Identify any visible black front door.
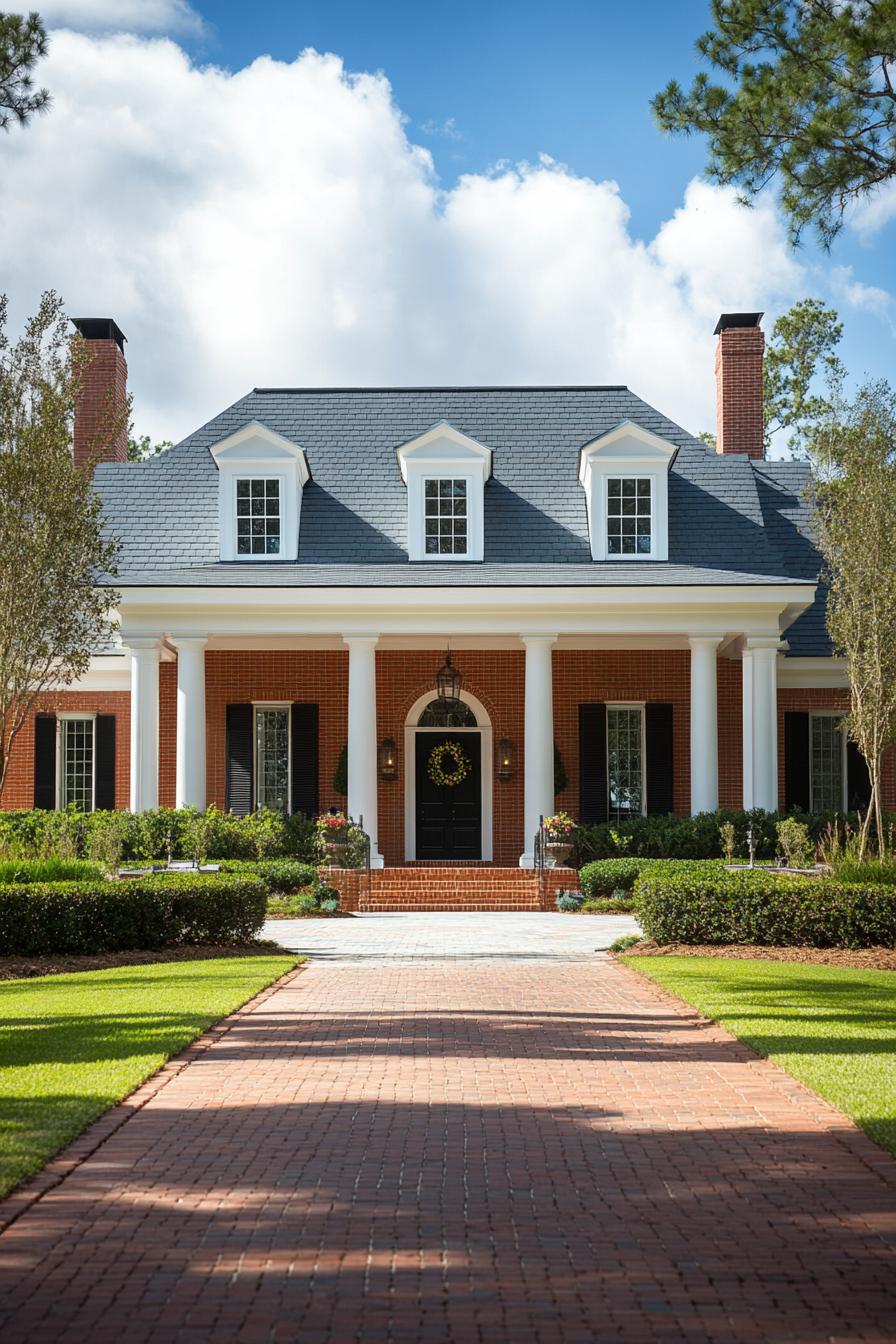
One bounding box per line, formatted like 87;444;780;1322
415;732;482;860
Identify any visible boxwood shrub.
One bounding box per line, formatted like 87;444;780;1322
0;873;267;955
635;868;896;949
216;859;318;894
579;857;724;899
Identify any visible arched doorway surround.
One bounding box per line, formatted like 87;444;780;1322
404;689;493;862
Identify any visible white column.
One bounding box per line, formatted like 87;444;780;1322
173;637;207;810
741;646;754;809
520;635;556;867
127;638;160;812
749;638;780;812
345;636;384;868
688;636;721;815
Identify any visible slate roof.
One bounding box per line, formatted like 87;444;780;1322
94;385;829;655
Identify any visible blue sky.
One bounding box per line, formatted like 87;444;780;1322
7;0;894;444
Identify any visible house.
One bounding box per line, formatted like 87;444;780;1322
3;313;879;880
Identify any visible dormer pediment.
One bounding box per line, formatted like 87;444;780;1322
578;421;677;481
210;421;310;481
395;422;493;484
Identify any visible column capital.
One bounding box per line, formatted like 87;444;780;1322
688;634;724;650
520;633;558;648
744;636;785;652
124;637;162;657
342;634;380;649
170;635;208;651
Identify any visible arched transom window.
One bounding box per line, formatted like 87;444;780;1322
417;698;477;728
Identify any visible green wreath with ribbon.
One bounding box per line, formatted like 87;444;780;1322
427;739;471;788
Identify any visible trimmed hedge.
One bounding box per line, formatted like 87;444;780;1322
635;869;896;949
579;857;724;899
216;859;318;894
0;873;267;955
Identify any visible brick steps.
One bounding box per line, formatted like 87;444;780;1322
357;865;566;912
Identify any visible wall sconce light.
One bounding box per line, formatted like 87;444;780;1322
496;737;515;782
378;737;398;781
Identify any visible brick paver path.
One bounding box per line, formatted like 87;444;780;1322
2;943;896;1341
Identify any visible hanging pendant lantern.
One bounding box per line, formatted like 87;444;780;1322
435;652;462;703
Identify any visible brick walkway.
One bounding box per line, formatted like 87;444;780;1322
2;953;896;1342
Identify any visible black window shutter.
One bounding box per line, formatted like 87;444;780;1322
846;739;871;812
33;714;57;810
94;715;117;811
579;704;607;824
784;712;810;811
226;704;254;816
645;703;674;815
291;703;319;817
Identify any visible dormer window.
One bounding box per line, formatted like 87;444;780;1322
236;478;281;556
210;421;310;562
425;478;468;556
395;422;492;562
578;422;677;563
607;477;652;556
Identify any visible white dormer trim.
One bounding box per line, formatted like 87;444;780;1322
578;421;677;563
395;421;493;562
210;421;310;562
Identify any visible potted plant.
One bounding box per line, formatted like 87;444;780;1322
316;810;351;867
542;812;577;867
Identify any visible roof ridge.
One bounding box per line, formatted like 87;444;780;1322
251;384;630;394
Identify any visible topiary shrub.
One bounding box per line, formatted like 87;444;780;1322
635;868;896;949
0;873;267;955
579;857;723;899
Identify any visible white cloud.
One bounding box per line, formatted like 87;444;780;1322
0;32;807;444
421;116;463;142
829;265;893;319
38;1;202;34
848;181;896;241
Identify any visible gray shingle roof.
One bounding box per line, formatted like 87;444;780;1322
95;385;829;654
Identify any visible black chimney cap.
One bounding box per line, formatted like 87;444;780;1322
714;312;763;335
71;317;127;351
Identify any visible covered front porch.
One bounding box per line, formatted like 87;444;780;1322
115;578;816;869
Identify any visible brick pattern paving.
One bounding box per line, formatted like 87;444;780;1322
2;956;895;1342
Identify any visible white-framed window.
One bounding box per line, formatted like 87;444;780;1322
424;477;468;556
395;422;492;562
254;705;291;813
607;705;645;821
606;476;652;556
236;477;281;556
578;421;676;562
57;714;96;811
810;713;846;812
210;420;310;562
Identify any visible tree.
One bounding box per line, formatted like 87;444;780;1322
128;432;173;462
1;10;49;131
0;291;120;802
764;298;844;455
701;298;844;454
652;1;896;247
811;378;896;858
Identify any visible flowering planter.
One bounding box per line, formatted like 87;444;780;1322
544;840;573;867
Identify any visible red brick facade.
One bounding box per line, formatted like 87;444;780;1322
715;322;765;459
6;651;894;855
1;691;130;810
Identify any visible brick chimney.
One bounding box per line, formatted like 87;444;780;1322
714;312;764;459
71;317;128;469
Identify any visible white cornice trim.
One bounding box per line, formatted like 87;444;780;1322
777;656;849;688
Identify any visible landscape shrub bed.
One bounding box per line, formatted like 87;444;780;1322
0;873;267;955
578;857;724;899
572;809;883;864
635;868;896;949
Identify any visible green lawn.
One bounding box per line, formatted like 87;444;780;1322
0;955;297;1198
627;955;896;1155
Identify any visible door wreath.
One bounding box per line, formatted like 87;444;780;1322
427;739;471;788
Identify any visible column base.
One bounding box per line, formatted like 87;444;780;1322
370;852;385;870
518;852;536;869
